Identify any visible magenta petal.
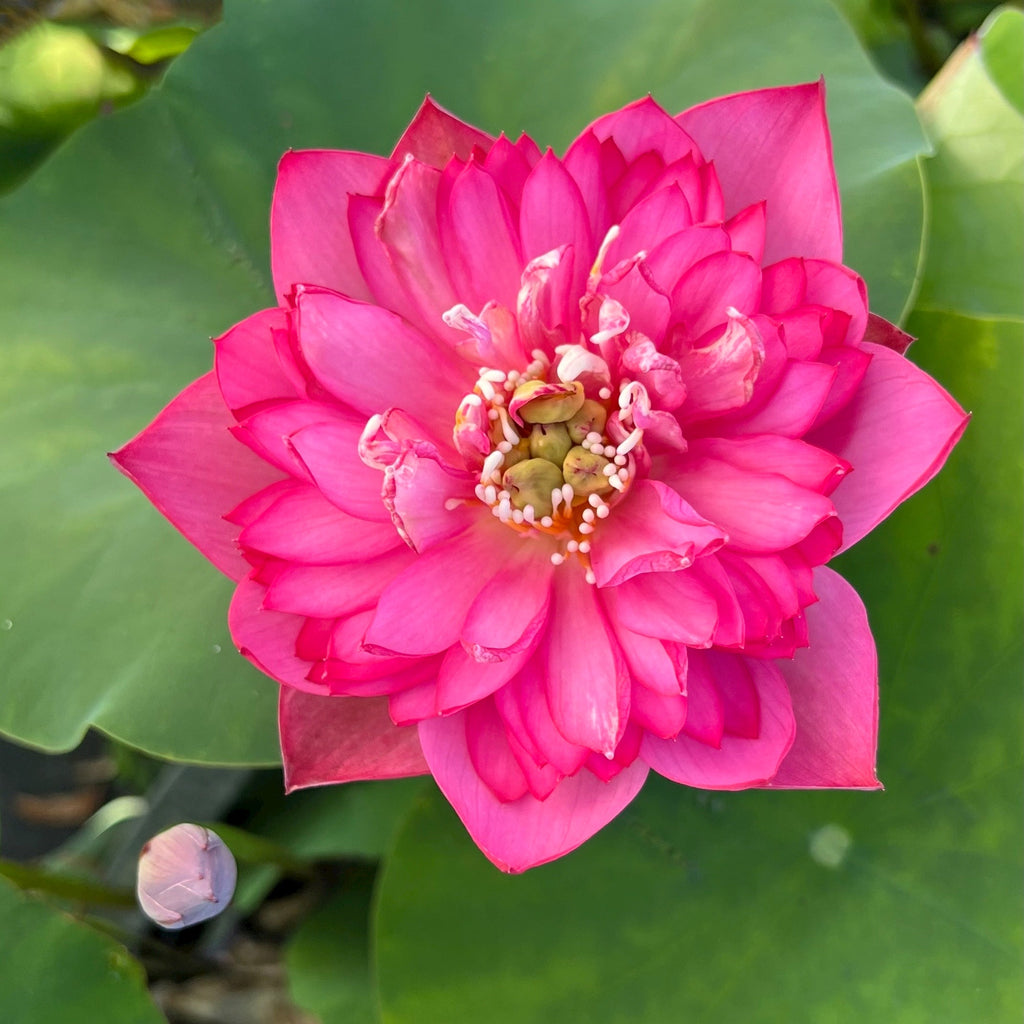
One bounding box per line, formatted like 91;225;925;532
664;456;837;554
365;522;513;656
546;570;629;754
228;577;321;692
591;480;726;587
642;658;795;788
391;95;494;167
863;312;914;354
295;287;472;440
770;567;880;788
287;419;391;523
419;711;649;872
214;308;301;414
677;82;842;264
520;151;594;297
271;150;389;305
810;342;969;551
280;690;428;791
111;373;284;580
441;160;523;312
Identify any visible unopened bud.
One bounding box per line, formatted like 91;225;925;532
529;422;572;466
562;445;614;496
501;458;565;517
565;400;608;443
137;824;236;930
509;379;585;424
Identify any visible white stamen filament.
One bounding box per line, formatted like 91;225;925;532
481;450;505;482
578;540;591;553
498;407;521;446
550;552;565;565
616;428;643;456
579;522;595;535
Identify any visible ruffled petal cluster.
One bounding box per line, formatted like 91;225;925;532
113;84;967;872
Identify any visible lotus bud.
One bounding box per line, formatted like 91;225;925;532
509;379;585;424
501;458;565;517
137;823;237;930
529;422;572;466
563;445;614;496
565;399;608;443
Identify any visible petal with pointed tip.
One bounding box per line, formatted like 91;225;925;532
391;96;494;167
642;658;795;787
419;711;648;872
810;342;969;551
677;82;842;263
770;567;880;788
271;150;389;305
111;373;284;580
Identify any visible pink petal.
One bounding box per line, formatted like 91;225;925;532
770;567;880;788
520;151;594;299
587;95;700;165
677;307;764;420
239;484;400;564
642;657;795;787
465;700;530;802
271;150;389;305
687;436;848;494
607;185;694;266
591;480;726;587
546;569;629;754
435;644;533;715
377;158;461;330
419;711;649;872
724;201;767;262
603;569;719;647
280;689;428;791
287;419;391;523
214;308;302;415
228;576;321;692
715;359;837;438
383;444;477;552
670;251;762;344
631;683;687;739
111;373;284;581
809;342;969;551
616;626;685;696
391;95;494;167
663;456;837;554
263;548;416;618
440;159;523;312
461;553;553;658
678;652;725;747
676;82;842;264
364;521;514;656
295;287;472;442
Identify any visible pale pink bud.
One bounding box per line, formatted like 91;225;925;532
136;824;236;930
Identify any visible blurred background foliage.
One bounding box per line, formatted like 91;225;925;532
0;1;1020;1022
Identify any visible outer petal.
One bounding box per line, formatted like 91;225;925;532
419;711;649;872
641;658;795;787
271;150;389;304
110;373;283;580
280;690;428;791
391;95;494;167
676;81;842;263
770;567;880;788
809;342;969;551
295;287;473;442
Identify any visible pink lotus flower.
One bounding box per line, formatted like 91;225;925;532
113;84;967;872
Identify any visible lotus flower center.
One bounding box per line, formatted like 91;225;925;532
454;345;644;581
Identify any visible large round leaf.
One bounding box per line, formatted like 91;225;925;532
0;0;926;762
0;876;164;1024
375;312;1023;1022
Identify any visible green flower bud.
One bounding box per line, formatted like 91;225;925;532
562;445;614;497
510;379;585;424
565;399;608;443
501;458;565;517
529;422;573;466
